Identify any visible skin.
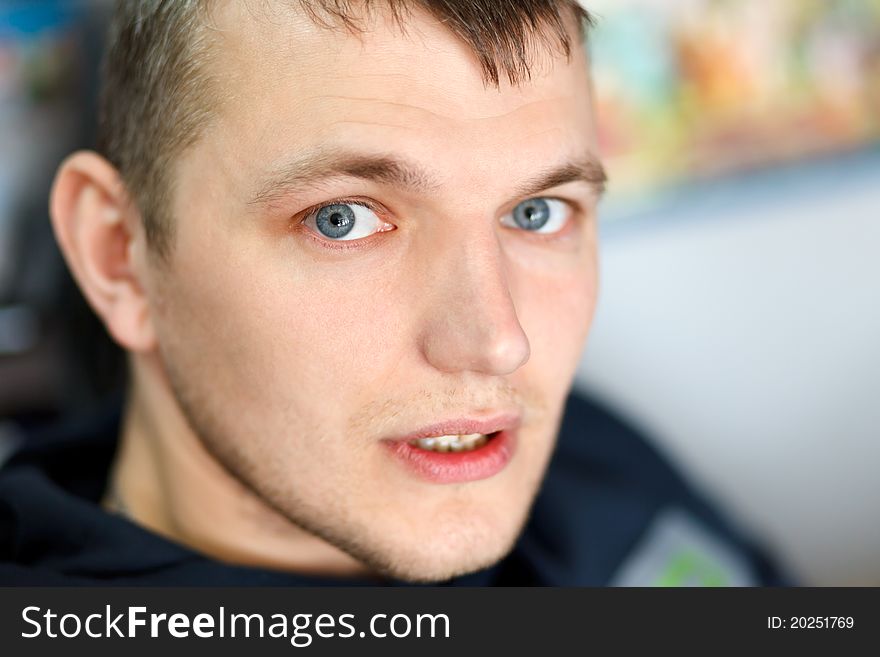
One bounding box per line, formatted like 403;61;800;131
50;2;602;582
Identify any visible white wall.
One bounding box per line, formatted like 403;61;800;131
574;150;880;585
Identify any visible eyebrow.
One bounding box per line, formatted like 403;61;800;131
514;155;608;199
248;149;438;209
248;148;607;209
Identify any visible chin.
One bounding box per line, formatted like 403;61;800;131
350;460;546;583
362;504;527;583
378;539;516;584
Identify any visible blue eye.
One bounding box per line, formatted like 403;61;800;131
503;198;571;234
304;202;392;241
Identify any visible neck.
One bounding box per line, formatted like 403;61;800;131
102;354;372;579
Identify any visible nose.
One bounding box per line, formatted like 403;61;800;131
417;228;531;376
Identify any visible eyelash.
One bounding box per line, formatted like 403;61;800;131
295;196;582;252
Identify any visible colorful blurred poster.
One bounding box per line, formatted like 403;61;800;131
586;0;880;195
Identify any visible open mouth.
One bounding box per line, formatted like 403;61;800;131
387;428;517;484
384;413;520;484
407;431;501;453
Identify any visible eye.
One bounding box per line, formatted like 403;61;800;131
302;202;394;241
501;198;571;234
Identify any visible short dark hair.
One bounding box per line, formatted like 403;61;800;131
97;0;593;259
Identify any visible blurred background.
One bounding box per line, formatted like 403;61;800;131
0;0;878;585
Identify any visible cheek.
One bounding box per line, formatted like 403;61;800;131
503;218;600;347
211;260;408;424
514;254;598;383
273;286;404;398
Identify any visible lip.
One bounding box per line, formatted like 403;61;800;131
382;413;521;484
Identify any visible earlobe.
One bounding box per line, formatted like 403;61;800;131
49;151;157;353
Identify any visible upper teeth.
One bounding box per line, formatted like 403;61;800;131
411;433;489;452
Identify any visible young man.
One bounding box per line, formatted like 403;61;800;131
0;0;787;585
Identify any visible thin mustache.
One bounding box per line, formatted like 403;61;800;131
347;384;547;437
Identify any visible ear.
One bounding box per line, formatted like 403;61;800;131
49;151;157;353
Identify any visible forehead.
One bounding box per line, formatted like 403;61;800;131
196;1;595;195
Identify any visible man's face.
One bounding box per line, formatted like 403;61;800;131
148;3;601;581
